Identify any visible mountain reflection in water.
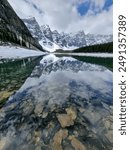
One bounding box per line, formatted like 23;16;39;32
0;54;113;150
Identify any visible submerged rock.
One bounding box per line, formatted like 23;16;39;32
52;129;68;150
57;107;77;128
42;112;48;118
34;103;43;117
57;114;74;128
68;135;86;150
0;137;7;150
66;107;77;120
0;91;14;107
23;101;34;116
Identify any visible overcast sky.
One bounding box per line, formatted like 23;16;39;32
8;0;113;34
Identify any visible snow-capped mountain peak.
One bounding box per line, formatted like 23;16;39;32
41;24;50;30
23;17;113;52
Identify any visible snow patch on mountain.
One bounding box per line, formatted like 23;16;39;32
39;39;60;52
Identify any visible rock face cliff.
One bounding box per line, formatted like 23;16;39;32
0;0;43;51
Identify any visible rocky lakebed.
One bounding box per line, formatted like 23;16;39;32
0;54;113;150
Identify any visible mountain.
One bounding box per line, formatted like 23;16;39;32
22;17;43;41
22;17;59;52
0;0;44;51
23;17;113;52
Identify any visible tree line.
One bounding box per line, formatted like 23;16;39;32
72;42;113;53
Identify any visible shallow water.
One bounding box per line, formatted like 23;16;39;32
0;54;113;150
0;56;43;107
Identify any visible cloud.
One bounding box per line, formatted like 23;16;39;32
8;0;113;34
68;5;113;34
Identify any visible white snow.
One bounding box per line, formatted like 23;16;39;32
54;53;113;58
39;39;60;53
40;54;59;64
0;46;45;59
62;46;78;51
39;40;78;52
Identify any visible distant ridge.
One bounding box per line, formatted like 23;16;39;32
23;17;113;52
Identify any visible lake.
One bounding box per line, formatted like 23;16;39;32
0;54;113;150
